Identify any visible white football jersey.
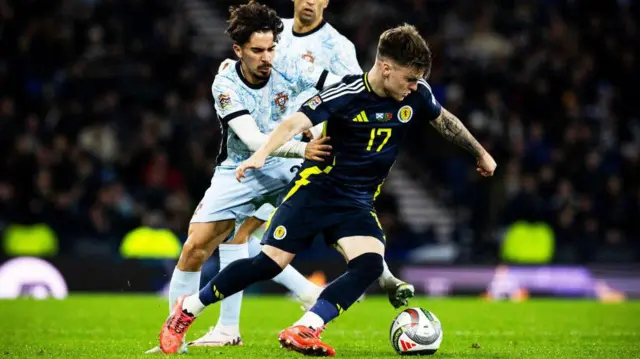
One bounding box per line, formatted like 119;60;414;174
279;18;363;114
211;55;328;168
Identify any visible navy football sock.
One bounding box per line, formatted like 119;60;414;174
199;252;282;306
310;253;384;323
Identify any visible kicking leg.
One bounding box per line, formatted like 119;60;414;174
241;215;323;309
159;245;295;354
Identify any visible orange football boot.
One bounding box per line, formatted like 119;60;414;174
278;325;335;356
159;296;196;354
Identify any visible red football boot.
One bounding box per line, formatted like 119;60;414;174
278;325;335;356
159;296;196;354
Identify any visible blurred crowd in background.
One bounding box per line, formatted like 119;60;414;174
0;0;638;263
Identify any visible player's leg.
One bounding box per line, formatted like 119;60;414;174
188;215;258;348
279;236;384;357
143;220;234;354
251;204;324;308
167;167;254;312
148;168;256;354
278;209;387;356
378;260;415;308
159;196;317;354
170;221;235;308
297;236;385;326
334;243;414;308
159;245;294;353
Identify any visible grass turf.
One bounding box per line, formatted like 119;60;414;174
1;294;639;358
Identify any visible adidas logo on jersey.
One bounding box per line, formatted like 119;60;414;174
352;111;369;122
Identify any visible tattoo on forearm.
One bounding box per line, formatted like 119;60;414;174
430;110;484;157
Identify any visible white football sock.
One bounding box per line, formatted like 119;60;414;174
248;234;321;298
274;265;323;298
378;260;399;287
183;294;205;316
247;233;263;257
216;243;248;330
294;311;325;329
168;267;201;312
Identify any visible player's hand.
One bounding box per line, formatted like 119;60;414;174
302;129;314;140
236;156;266;182
218;58;235;73
476;152;497;177
304;137;332;161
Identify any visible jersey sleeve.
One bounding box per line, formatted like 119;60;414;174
211;76;249;123
329;38;362;75
417;79;442;121
276;52;329;98
298;82;350;126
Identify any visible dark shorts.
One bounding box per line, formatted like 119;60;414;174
261;171;386;254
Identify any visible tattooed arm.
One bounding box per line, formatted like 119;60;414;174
430;108;485;157
430;108;497;177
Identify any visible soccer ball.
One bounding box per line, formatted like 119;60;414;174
390;308;443;355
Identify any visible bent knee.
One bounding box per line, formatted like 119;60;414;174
261;245;295;269
179;221;234;270
250;252;284;279
178;240;210;270
349;252;384;280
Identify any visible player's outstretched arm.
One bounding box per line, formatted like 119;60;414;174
430;108;497;177
236;112;323;181
229;114;330;160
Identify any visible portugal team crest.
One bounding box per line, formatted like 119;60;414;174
274;92;289;112
274;225;287;240
218;93;232;110
398;105;413;123
301;51;315;63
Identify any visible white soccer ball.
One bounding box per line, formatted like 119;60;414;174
390;308;443;355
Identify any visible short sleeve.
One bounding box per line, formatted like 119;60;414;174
417;79;442;121
211;76;249;123
329;39;362;75
298;80;353;125
299;94;331;125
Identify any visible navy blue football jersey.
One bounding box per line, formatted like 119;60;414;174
297;73;442;207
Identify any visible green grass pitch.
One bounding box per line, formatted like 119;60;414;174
1;294;639;358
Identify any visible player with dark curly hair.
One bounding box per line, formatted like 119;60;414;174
224;0;284;82
153;1;345;354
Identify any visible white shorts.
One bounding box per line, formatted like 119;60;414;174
253;202;276;222
190;158;302;224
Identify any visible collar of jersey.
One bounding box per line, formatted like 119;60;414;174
363;72;393;101
236;61;269;90
292;19;327;37
363;72;373;92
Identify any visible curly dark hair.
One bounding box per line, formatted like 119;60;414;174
377;24;432;77
225;0;284;45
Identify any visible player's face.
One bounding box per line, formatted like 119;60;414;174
382;61;423;101
293;0;328;25
234;31;276;81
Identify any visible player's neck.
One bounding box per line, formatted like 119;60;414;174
293;17;325;36
239;61;267;86
366;66;388;98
